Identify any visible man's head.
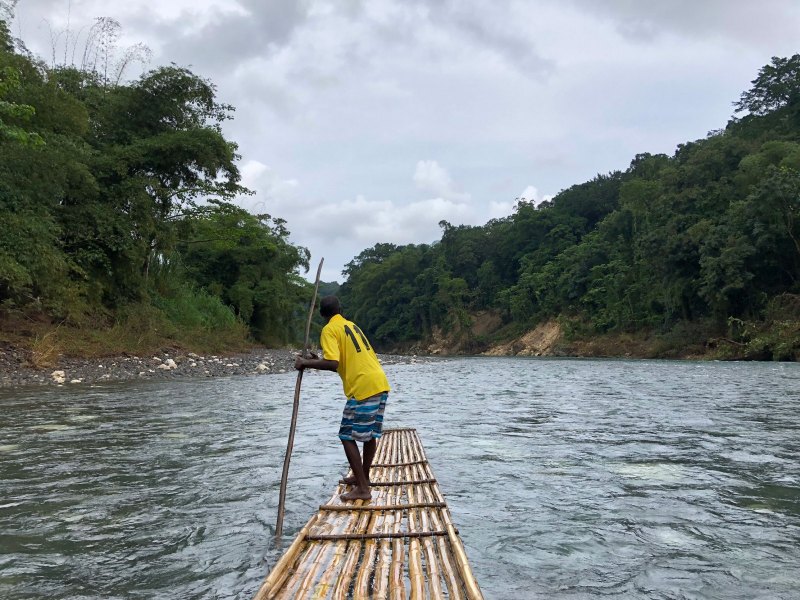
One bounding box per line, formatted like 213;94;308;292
320;295;342;320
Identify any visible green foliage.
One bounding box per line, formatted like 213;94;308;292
0;193;69;310
341;243;435;344
178;203;310;344
151;283;241;333
735;54;800;117
0;21;310;350
724;295;800;360
339;55;800;358
0;64;44;145
699;165;800;321
317;281;341;298
3;27;799;359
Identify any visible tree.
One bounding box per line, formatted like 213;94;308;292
0;18;44;147
0;3;18;33
735;54;800;117
178;203;310;344
58;65;249;303
730;166;800;289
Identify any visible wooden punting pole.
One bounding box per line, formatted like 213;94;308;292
275;258;323;541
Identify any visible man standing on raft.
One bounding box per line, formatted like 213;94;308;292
294;296;390;502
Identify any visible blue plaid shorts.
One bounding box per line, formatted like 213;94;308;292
339;392;388;442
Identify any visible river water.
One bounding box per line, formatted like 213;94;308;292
1;358;798;599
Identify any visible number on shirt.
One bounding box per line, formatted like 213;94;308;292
344;324;372;352
354;325;371;351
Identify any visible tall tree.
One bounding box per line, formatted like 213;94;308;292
735;54;800;117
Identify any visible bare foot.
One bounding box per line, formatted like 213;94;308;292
340;475;371;485
340;488;371;502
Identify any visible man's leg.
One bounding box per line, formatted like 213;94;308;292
340;439;371;501
342;438;377;485
362;438;377;482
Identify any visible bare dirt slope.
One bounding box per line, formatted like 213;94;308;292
483;320;563;356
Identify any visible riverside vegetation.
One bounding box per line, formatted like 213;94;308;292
0;15;310;365
1;10;799;365
338;57;800;361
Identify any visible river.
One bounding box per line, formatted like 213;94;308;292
1;358;798;599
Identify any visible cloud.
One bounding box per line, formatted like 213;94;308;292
159;1;309;70
518;185;553;207
422;0;554;77
303;195;472;243
233;157;511;281
413;160;470;201
291;193;478;281
237;160;300;214
560;0;800;45
15;0;800;283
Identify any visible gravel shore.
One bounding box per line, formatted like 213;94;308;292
0;347;423;388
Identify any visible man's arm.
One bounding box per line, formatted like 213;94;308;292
295;353;338;372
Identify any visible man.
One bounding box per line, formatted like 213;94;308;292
294;295;390;502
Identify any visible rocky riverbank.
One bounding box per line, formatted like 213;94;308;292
0;347;425;388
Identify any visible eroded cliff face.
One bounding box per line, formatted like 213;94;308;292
423;311;502;355
482;320;563;357
401;313;795;360
417;312;564;357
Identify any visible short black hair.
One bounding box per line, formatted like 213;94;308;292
320;295;342;319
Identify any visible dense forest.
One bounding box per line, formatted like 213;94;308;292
0;15;311;360
2;7;798;362
339;55;800;361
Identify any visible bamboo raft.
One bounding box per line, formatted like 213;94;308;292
254;428;484;599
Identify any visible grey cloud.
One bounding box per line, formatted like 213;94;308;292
137;0;554;118
561;0;800;45
230;77;298;121
442;5;553;77
157;0;309;70
402;0;553;77
22;0;800;284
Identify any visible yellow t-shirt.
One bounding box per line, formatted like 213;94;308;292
320;314;390;401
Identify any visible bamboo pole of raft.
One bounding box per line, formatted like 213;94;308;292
373;428;400;599
406;436;443;598
311;511;349;597
253;514;318;600
275;258;324;541
291;541;326;598
371;433;398;599
352;480;384;595
389;433;406;600
334;432;396;598
353;436;396;597
329;483;377;597
412;431;484;600
412;465;445;599
406;464;428;597
310;486;353;598
405;432;461;599
270;487;342;600
410;443;464;600
353;446;391;598
326;437;378;600
398;432;423;599
278;486;350;600
377;430;402;598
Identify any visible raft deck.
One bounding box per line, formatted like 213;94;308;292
254;428;483;599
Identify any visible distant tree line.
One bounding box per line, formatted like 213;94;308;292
340;55;800;360
3;8;798;359
0;17;310;348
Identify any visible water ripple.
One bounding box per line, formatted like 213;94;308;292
0;359;799;599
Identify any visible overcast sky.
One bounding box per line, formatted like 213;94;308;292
11;0;800;282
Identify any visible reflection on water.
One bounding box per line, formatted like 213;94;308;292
0;358;799;599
